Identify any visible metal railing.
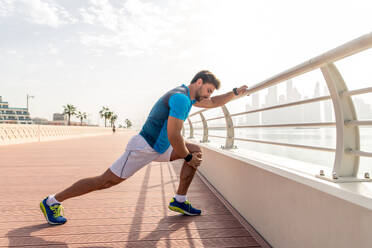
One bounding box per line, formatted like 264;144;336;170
183;32;372;183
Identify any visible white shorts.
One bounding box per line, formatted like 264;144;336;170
110;134;173;179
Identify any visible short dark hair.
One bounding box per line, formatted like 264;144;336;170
190;70;220;90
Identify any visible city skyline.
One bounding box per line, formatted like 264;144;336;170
240;80;372;126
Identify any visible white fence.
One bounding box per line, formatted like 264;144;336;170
185;32;372;183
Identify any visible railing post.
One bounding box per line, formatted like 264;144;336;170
319;63;360;181
199;112;209;143
187;118;194;139
221;105;235;149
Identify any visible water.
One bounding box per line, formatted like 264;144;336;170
187;127;372;174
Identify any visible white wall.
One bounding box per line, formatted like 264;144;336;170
198;145;372;248
0;124;128;145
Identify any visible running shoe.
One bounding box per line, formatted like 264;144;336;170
168;197;201;216
40;197;67;225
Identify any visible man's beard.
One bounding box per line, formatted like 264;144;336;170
195;90;203;102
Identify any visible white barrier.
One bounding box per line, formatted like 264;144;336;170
197;143;372;248
186;32;372;183
0;124;125;145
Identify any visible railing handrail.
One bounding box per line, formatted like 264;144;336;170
189;32;372;118
189;95;332;120
188;86;372;124
247;32;372;95
190;122;335;129
184;32;372;183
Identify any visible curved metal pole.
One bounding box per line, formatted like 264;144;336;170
221;105;235;149
199;112;209;143
187;118;194;139
320;63;360;180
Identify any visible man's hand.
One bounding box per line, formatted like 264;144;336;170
194;85;250;109
236;85;249;97
186;152;202;170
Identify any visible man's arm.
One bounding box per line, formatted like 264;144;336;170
167;116;189;158
194;85;249;108
167;116;202;169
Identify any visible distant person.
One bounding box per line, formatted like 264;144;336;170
40;70;249;224
112;124;116;133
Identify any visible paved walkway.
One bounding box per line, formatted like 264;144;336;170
0;132;263;247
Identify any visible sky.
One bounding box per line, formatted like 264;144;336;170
0;0;371;128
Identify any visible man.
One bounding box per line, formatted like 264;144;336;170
40;70;248;225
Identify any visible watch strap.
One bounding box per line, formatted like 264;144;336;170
184;153;193;162
233;87;239;96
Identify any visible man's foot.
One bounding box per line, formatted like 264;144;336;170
168;197;201;216
40;197;67;225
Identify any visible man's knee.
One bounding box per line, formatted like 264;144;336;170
97;169;124;190
98;178;123;190
186;143;202;155
187;143;203;166
170;143;203;161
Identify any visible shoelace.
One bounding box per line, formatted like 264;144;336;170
184;200;191;212
50;204;65;218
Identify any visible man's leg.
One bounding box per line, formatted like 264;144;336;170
168;142;202;215
170;142;201;195
55;169;124;202
40;169;124;225
41;134;158;225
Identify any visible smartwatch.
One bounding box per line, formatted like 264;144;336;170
184;153;193;162
233;87;239;96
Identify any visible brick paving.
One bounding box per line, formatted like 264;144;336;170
0;132;262;247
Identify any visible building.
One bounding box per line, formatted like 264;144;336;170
353;98;372;120
245;93;260;125
261;85;279;124
31;117;49;125
53;113;66;121
0;96;32;124
303;82;321;123
323;86;333;122
52;113;67;125
260;80;323;125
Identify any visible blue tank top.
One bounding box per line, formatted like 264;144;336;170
139;84;196;154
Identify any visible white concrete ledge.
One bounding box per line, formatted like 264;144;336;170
190;140;372;248
194;140;372;211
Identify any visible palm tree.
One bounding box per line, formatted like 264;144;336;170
76;111;87;126
63;104;76;126
110;114;118;127
99;106;110;127
125;118;132;128
105;111;113;127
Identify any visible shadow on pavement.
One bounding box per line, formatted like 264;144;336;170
6;223;68;247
